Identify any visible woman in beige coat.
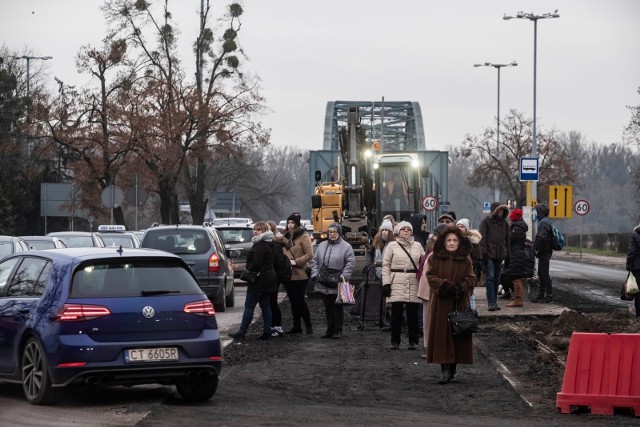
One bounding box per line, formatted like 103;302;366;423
382;221;425;350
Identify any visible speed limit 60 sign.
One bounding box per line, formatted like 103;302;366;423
574;199;590;216
422;196;438;211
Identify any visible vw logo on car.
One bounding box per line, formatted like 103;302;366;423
142;306;156;318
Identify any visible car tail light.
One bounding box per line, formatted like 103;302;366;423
55;304;111;321
208;252;219;272
184;299;215;316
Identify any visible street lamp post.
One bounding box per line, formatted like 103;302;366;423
503;10;559;208
474;61;518;203
12;55;53;98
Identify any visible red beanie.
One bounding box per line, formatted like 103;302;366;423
509;209;523;221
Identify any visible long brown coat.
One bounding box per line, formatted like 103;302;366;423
426;227;476;364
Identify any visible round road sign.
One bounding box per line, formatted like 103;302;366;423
101;185;124;209
574;199;590;216
422;196;438;211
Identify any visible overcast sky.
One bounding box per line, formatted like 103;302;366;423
2;0;639;153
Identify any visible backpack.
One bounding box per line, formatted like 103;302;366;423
523;239;536;278
551;224;565;251
273;244;292;283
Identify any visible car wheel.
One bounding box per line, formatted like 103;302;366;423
176;377;218;402
22;337;62;405
226;282;235;308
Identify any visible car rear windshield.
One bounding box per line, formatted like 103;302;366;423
25;241;57;250
218;228;253;244
100;234;136;248
70;258;202;298
142;229;212;254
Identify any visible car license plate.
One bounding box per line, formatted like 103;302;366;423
125;347;179;363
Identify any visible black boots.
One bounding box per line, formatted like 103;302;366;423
438;363;457;384
439;364;451;384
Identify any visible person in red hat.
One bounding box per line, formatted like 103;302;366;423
500;209;529;307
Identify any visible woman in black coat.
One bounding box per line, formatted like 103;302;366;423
229;221;278;340
500;209;529;307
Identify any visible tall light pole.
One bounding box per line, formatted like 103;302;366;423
503;10;559;208
474;61;518;203
12;55;53;98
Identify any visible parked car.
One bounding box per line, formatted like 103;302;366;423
20;236;68;250
96;225;141;248
214;224;254;278
0;247;222;405
140;225;236;312
0;236;30;259
46;231;106;248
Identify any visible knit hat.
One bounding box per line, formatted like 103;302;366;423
394;221;413;235
456;218;470;231
287;212;302;227
509;209;523;221
328;222;342;235
438;213;455;223
379;219;393;232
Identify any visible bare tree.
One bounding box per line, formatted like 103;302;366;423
457;110;576;207
102;0;268;224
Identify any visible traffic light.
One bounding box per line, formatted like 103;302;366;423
372;141;381;152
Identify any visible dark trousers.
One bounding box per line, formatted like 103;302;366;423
269;287;282;329
537;253;553;298
633;271;640;318
391;301;420;345
238;291;271;335
321;293;344;334
284;279;312;329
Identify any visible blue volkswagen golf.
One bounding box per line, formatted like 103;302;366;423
0;247;222;405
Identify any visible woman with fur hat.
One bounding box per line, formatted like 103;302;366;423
417;222;451;359
309;222;355;339
426;226;476;384
282;212;314;334
382;221;425;350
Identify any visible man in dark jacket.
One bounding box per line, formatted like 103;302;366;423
534;203;554;303
479;202;510;311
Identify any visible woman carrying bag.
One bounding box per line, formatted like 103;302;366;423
382;221;425;350
228;221;278;340
626;222;640;318
309;222;355;339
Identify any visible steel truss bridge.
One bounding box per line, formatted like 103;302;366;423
323;100;426;151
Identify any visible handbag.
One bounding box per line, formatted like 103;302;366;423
621;272;637;301
336;277;356;305
319;264;341;288
448;299;478;334
625;271;639;295
240;269;259;284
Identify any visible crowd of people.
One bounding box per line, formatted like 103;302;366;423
228;203;640;384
